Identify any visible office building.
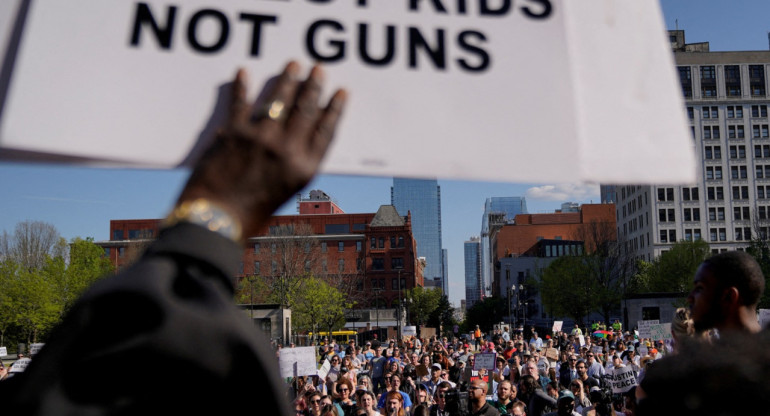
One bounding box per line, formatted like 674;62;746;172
391;178;446;292
464;237;481;309
614;31;770;261
480;197;527;299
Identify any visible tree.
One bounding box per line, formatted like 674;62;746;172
744;238;770;309
234;274;269;305
4;221;61;271
405;286;441;327
538;255;596;327
463;297;506;332
259;224;320;308
52;238;113;316
293;277;350;343
629;239;711;294
427;294;457;336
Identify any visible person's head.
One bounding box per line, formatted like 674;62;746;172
308;393;322;414
511;401;527;416
319;404;337;416
497;380;515;401
689;251;765;332
575;359;588;376
434;381;452;410
385;390;404;414
320;395;333;407
469;379;488;403
569;354;578;368
294;397;308;416
671;307;695;342
416;384;430;404
336;377;353;400
358;391;375;410
569;379;584;398
431;363;441;379
520;375;537;395
410;353;419;364
557;390;576;416
586;352;596;363
389;373;401;389
358;375;372;391
525;361;539;378
329;355;341;367
546;381;560;399
421;354;431;366
467;354;476;367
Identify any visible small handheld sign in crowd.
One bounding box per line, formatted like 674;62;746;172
278;346;318;378
608;366;638;394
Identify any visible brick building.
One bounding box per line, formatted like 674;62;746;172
98;202;424;310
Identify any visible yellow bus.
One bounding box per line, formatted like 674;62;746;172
309;330;358;345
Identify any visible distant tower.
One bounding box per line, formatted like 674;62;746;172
480;197;527;298
391;178;446;293
464;237;481;309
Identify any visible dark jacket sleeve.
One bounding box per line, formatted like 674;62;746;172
0;223;290;416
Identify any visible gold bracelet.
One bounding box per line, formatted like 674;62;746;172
164;199;243;242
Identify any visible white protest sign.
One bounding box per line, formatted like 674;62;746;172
473;353;496;371
0;0;693;184
317;358;331;380
637;320;659;339
637;346;648;357
759;309;770;329
609;365;637;394
591;346;603;356
0;347;6;357
29;343;44;356
279;346;318;378
552;321;563;333
648;323;672;341
577;335;585;346
403;326;417;337
9;357;31;373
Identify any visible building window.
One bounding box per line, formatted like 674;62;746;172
750;65;766;96
682;187;699;201
755;144;770;157
391;257;404;269
271;243;276;254
687;106;694;119
708;207;726;221
758;186;768;199
704;146;721;159
658;208;675;222
728;125;745;139
304;242;311;253
660;230;668;243
372;258;384;270
700;66;717;97
702;106;719;119
679;66;692;97
725;65;741;96
704;126;720;140
322;258;328;272
707;186;724;200
338;241;344;252
754;125;770;138
752;105;768;118
392;278;398;290
305;261;311;272
118;247;125;257
734;206;751;220
254;261;260;275
370;237;376;249
727;106;744;119
378;237;385;248
710;228;718;242
254;243;260;254
271;261;277;274
356;241;362;252
719;228;727;241
657;187;675;201
760;206;768;220
321;241;327;252
103;247;111;257
732;186;749;200
113;230;124;240
338;259;345;272
683;208;700;222
730;165;748;179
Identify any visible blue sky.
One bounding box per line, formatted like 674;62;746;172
1;0;768;307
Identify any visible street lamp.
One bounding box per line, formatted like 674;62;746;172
373;287;383;334
505;267;511;328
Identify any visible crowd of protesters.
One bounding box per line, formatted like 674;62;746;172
282;323;671;416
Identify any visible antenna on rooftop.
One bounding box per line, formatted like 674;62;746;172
675;19;678;31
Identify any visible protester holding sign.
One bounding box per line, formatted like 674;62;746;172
0;62;346;416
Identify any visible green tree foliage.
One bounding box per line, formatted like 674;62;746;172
463;297;506;333
427;294;457;336
539;256;596;327
0;224;113;347
629;239;710;294
234;275;270;305
293;277;351;343
260;224;319;308
405;286;441;327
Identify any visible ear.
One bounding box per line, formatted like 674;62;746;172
722;287;740;307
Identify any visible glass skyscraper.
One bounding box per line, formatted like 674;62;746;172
464;237;481;309
391;178;446;293
480;197;527;298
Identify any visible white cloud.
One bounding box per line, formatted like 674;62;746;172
525;183;600;203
